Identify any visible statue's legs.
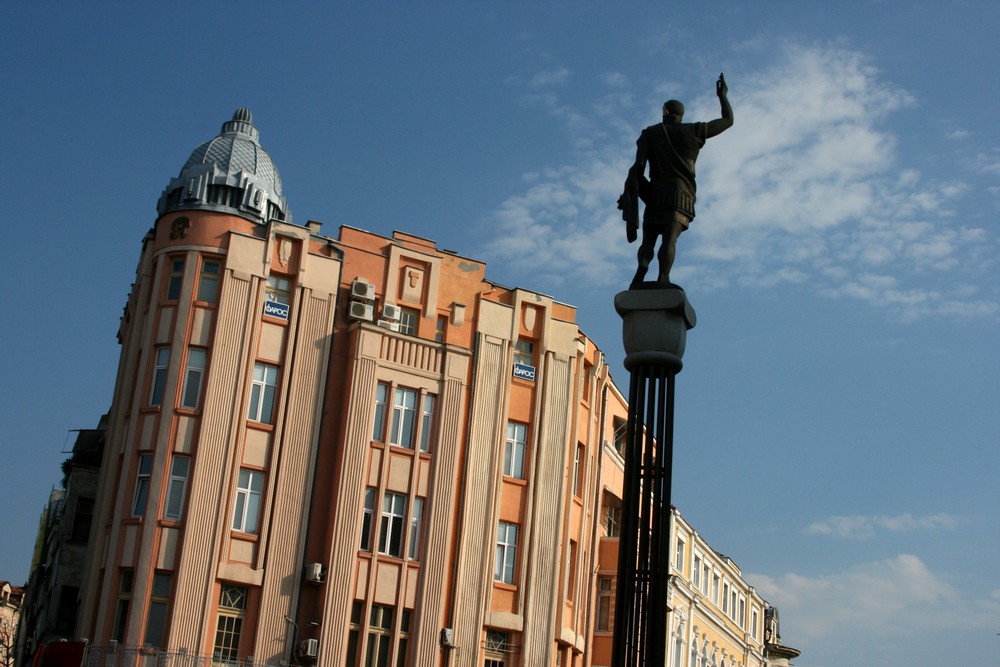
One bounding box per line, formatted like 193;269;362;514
656;216;687;284
631;227;659;288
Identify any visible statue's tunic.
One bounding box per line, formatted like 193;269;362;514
636;121;708;227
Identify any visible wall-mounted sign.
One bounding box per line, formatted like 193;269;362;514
263;300;290;320
512;363;536;382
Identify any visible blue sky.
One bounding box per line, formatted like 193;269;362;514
2;2;997;665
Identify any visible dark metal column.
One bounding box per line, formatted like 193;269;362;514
611;289;695;667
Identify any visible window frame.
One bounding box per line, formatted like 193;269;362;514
163;455;191;521
180;348;207;409
197;258;222;303
150;346;171;406
131;453;153;517
213;584;248;662
165;257;185;301
503;421;527;479
398;307;419;336
494;522;519;585
247;362;279;424
378;491;407;558
232;468;264;534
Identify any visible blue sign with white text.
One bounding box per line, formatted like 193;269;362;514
512;363;536;382
263;300;290;320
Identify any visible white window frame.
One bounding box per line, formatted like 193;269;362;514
372;383;388;442
131;453;153;516
360;487;376;551
674;536;685;572
232;469;264;534
163;455;190;520
408;497;424;560
398;307;419;336
265;274;291;305
503;421;527;479
150;347;170;406
494;522;519;585
419;394;435;452
389;387;417;448
378;491;407;557
247;362;279;424
180;348;207;408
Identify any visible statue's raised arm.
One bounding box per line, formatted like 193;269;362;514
618;73;735;289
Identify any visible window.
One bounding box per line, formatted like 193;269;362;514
164;456;190;520
612;417;627;455
604;496;622;538
181;348;207;408
389;388;417;448
738;596;746;627
596;577;613;631
398;307;419;336
751;608;759;640
503;421;527;479
213;584;248;662
712;573;720;605
373;383;388;442
408;497;424;560
722;582;730;613
674;536;685;571
673;636;683;667
513;338;534;367
434;315;446;343
731;591;738;621
150;347;170;406
419;394;435;452
71;498;94;543
346;601;363;666
197;259;221;302
55;585;79;634
378;492;407;557
366;604;393;667
484;630;511;667
692;553;702;588
131;454;153;516
565;540;578;602
112;569;133;642
360;488;376;551
265;274;291;305
396;610;411;667
247;362;278;424
573;443;585;497
494;522;518;585
701;563;710;595
232;469;264;534
166;258;185;300
144;572;171;647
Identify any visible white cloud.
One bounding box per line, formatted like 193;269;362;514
483;41;997;321
749;555;1000;666
804;512;960;539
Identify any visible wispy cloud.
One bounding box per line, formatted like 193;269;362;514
750;555;1000;666
804;512;959;539
483;41;997;320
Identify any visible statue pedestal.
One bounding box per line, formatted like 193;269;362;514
615;288;696;373
611;286;695;667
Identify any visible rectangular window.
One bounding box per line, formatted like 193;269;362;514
419;394;435;452
366;605;394;667
702;563;710;595
180;348;207;408
612;417;627;455
503;421;527;479
144;572;171;648
232;469;264;534
573;443;585;497
513;338;534;367
396;610;411;667
712;573;720;605
408;497;424;560
484;630;510;667
565;540;578;602
378;492;406;557
596;576;613;631
372;383;388;442
751;609;759;640
692;554;702;588
213;584;248;662
112;569;133;642
434;315;447;343
398;307;419;336
197;259;221;302
164;456;190;520
739;596;746;626
494;522;518;585
71;498;94;543
131;454;153;517
360;487;376;551
166;258;185;300
731;590;738;620
605;503;621;537
247;362;278;424
674;536;685;572
265;275;291;305
722;582;730;613
150;347;170;406
346;601;362;666
389;387;417;448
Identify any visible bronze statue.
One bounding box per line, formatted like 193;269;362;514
619;73;733;288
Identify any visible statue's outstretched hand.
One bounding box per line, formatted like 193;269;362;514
716;72;728;98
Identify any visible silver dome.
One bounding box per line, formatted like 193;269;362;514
157;108;290;224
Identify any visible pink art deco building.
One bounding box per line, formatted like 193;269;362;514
69;109;790;667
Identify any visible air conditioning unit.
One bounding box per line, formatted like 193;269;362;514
348;301;374;322
350;279;375;302
298;639;319;659
377;319;401;332
381;304;402;321
303;562;324;584
440;628;455;648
